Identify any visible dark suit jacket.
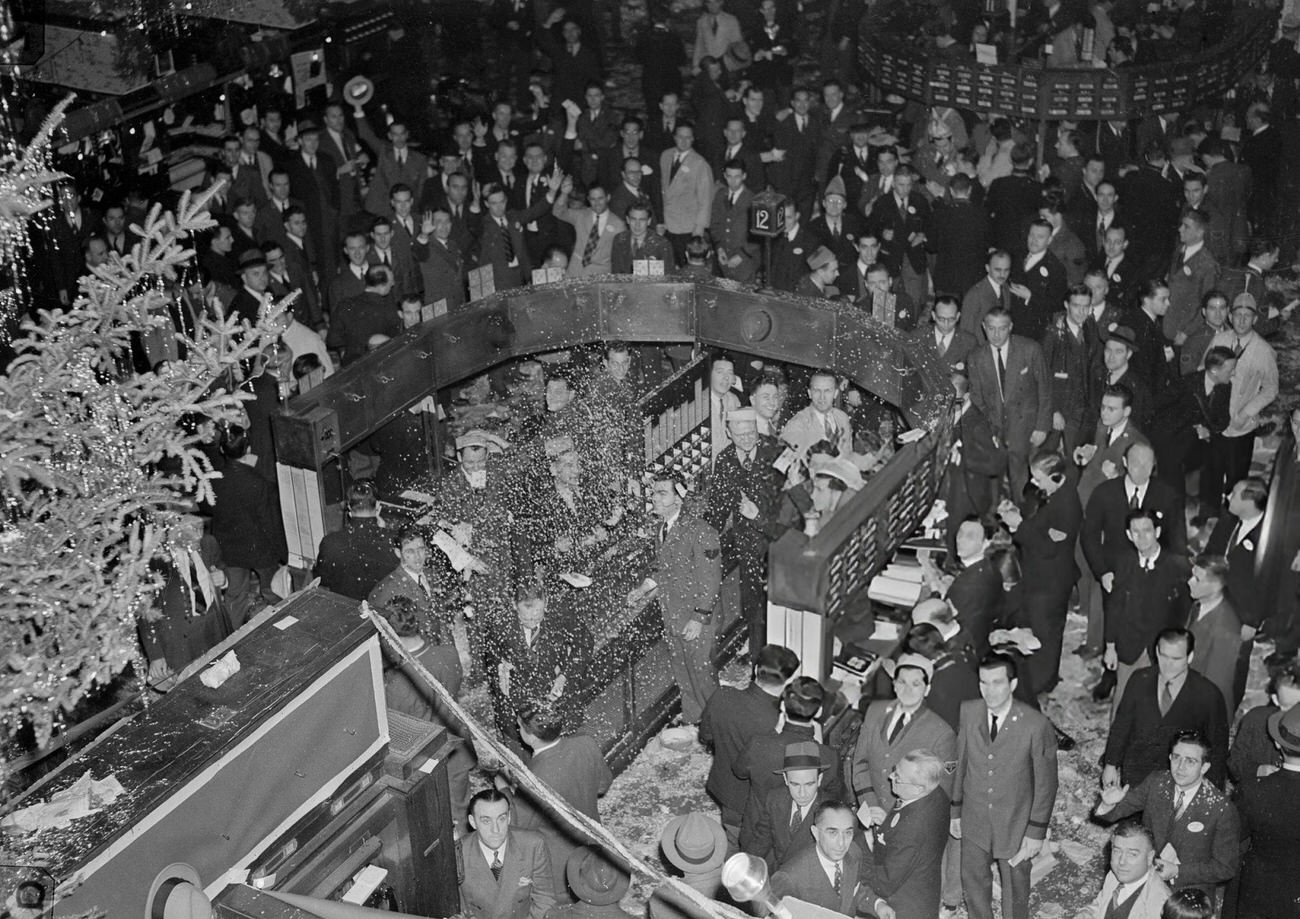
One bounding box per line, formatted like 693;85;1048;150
500;615;594;715
1098;770;1240;893
319;126;366;215
1015;481;1082;588
1236;769;1300;918
1009;250;1068;342
511;735;613;892
870;191;931;276
286;149;342;247
413;235;468;310
609;230;675;273
985;173;1043;253
743;785;835;871
807;211;869;270
458;828;556;919
769;226;818;293
326;265;369;317
1186;598;1242;723
1203;514;1265;627
916;325;979;372
1082;475;1186;582
1129;306;1177;394
699;682;782;820
945;557;1004;660
771;841;879;916
209;460;286;571
1041;315;1101;426
930;199;991;298
767;114;821;206
734;723;846;827
868;787;950;919
953;699;1058;858
959;276;1012;337
967;335;1053;454
477;213;532;291
280;234;322;327
651;514;722;630
313;517;394;600
1148;372;1230;476
705;436;786;564
1104;667;1228;788
1118;166;1181;268
327;290;400;364
1105;548;1191;664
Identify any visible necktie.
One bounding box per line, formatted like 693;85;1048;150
797;115;805;133
831;219;840;238
887;712;906;743
308;156;316;170
380;250;390;266
1229;521;1241;547
396;150;405;165
491;849;503;883
671;154;683;182
1173;788;1186;817
1159;680;1174;715
939;333;950;355
500;218;515;262
711;15;719;34
525;626;536;648
1097;214;1107;250
1233;336;1243;357
582;218;601;266
741;452;752;471
989;714;1000;741
789;805;802;833
1128;489;1139;510
832;862;842;895
995;347;1007;400
824;414;836;442
659;522;669;544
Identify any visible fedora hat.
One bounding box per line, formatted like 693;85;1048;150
1267;705;1300;756
566;847;631;906
661;812;727;873
774;740;829;774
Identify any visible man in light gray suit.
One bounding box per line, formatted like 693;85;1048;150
660;123;714;265
967;307;1052;500
459;788;557;918
553;178;626;278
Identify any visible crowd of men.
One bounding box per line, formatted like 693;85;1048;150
25;0;1300;916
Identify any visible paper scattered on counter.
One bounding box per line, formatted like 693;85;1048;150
200;650;241;688
2;772;125;832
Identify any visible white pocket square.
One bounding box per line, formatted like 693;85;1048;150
1019;366;1029;374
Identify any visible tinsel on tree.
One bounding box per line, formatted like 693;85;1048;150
0;101;284;751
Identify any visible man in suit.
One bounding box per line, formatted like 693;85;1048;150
1203;477;1268;710
479;182;544;291
507;706;613;901
279;206;322;328
1165;210;1220;342
918;296;978;372
712;117;765;191
414;208;468;310
850;655;956;824
367;528;453;647
1103;628;1229;789
795;246;841;300
770;802;892;918
610;202;674;273
256;170;302;244
967;307;1052;500
780;369;853;457
1184;555;1242;720
1095;730;1240;895
1073;821;1171;919
1148;345;1233;493
459;789;556;919
770;201;818;293
358;120;428;216
320;102;368;218
709;160;759;284
743;742;838;872
704;409;785;652
699;645;799;849
626;473;721;724
496;584;593;737
368;216;419;301
1041;197;1088;287
1200;137;1251;264
951;654;1058;919
1041;285;1101;462
959;252;1013;337
660;123;714;264
869;165;931;308
805;175;865;271
936;521;1003;661
930;175;991;300
1103;508;1192;711
1008;220;1068;342
1118;145;1182;275
812;79;858;188
1066;156;1105;257
1077;379;1150;505
287;121;342;283
1094;224;1147;310
313;482;393;600
327;266;400;365
326;231;373;317
1235;705;1300;919
767;88;821;220
985;146;1042;254
1081;442;1184;664
867;751;952;919
553;179;626;279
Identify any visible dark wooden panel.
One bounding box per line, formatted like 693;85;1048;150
694;287;840;369
506;286;602;355
598;281;696;343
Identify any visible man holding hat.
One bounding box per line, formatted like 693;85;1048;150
1208;292;1278;502
795;246;841;299
743;741;838;871
1233;704;1300;919
551;847;637;919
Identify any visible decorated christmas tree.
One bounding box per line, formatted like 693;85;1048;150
0;100;283;762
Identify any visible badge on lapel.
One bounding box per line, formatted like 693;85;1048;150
1039;266;1048;277
1183;265;1192;276
1243;539;1254;551
1187;821;1205;833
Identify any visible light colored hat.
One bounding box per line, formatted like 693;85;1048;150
809;453;865;490
661;812;727;873
823;175;847;201
882;652;935;681
1231;292;1258;314
727;407;758;424
806;245;837;271
455;429;507;453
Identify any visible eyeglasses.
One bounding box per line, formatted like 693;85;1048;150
888;769;921;787
930;135;952;143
